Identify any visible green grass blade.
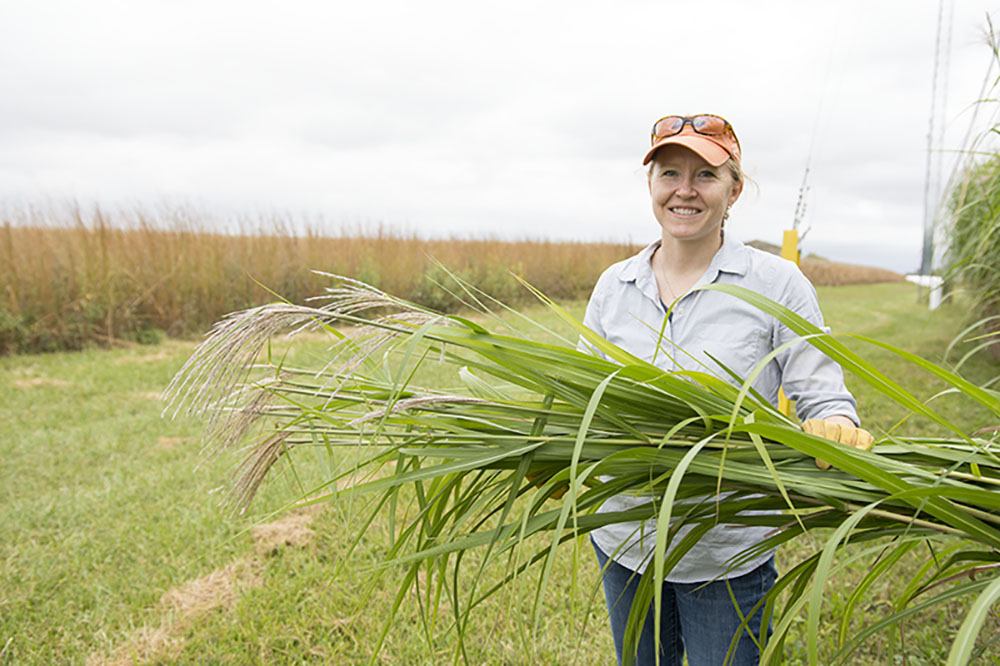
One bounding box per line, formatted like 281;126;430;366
946;574;1000;665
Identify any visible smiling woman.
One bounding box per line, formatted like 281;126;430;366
643;115;745;302
581;113;871;666
647;145;740;249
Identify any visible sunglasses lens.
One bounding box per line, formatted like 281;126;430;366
692;115;728;135
652;116;685;139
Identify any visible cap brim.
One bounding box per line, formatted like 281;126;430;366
643;135;731;167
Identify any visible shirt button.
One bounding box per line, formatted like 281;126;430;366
677;307;685;315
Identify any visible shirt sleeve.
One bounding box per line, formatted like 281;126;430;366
772;266;860;425
578;270;609;359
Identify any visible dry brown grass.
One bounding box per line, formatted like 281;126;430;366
10;377;72;389
0;203;904;354
250;506;320;556
112;351;173;365
800;256;906;287
86;507;320;666
746;240;906;286
154;436;187;449
1;205;638;354
86;557;262;666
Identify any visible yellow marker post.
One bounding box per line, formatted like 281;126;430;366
778;229;799;415
780;229;800;263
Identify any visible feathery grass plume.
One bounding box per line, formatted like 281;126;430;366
166;272;1000;666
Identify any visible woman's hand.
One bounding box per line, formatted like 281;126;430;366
802;417;875;470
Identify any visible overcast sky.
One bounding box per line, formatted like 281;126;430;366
2;0;997;273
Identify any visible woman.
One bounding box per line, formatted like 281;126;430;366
582;114;872;666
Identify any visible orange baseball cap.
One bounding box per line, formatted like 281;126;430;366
642;115;741;167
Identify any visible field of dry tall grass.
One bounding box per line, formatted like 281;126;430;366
800;256;905;287
745;241;906;286
1;205;904;354
0;206;640;354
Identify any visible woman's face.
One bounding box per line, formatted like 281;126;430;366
648;144;742;245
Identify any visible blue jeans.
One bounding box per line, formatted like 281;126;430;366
592;538;775;666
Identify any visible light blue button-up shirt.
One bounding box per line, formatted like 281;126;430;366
585;234;858;582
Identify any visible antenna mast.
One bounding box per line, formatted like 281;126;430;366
919;0;952;276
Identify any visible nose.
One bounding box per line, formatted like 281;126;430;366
676;174;697;197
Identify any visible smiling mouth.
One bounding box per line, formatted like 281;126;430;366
669;207;702;216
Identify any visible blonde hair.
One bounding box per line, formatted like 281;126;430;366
725;159;743;187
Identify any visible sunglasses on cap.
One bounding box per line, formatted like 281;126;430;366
650;114;740;149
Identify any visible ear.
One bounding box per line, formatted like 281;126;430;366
728;179;744;206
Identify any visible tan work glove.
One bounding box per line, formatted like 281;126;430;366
802;418;875;470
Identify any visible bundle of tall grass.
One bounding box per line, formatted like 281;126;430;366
0;204;636;354
165;273;1000;666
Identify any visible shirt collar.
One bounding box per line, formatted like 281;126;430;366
703;232;751;281
615;240;659;283
616;232;750;284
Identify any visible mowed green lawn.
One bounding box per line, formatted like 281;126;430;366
2;282;998;665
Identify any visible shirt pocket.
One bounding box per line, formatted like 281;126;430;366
682;324;767;384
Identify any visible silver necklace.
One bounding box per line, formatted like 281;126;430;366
653;248;680;304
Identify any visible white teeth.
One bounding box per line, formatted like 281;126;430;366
671;207;700;215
